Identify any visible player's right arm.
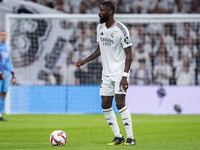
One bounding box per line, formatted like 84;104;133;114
75;44;101;70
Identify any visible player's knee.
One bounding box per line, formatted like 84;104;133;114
101;102;112;109
116;103;125;110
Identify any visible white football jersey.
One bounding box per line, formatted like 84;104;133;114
97;21;132;76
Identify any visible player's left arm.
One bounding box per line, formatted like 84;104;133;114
119;23;133;92
120;46;132;92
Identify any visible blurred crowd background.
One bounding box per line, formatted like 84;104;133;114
27;0;200;86
50;21;200;86
2;0;200;86
28;0;200;14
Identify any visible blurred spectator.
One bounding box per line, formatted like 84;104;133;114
162;24;175;54
153;37;169;57
69;0;85;13
176;57;195;85
196;32;200;68
180;22;197;41
90;22;98;49
197;67;200;85
72;43;90;66
132;58;152;85
60;57;77;85
69;31;79;46
171;36;192;68
148;0;169;14
30;0;38;3
172;0;184;13
87;58;102;85
44;0;55;8
131;23;145;49
181;0;193;13
185;36;197;67
130;53;140;76
175;55;195;80
168;0;175;13
73;43;90;85
134;43;152;71
54;0;71;13
140;33;152;56
131;0;149;14
75;30;92;51
188;0;200;13
55;42;74;70
146;23;163;36
154;45;170;66
90;0;104;14
74;22;91;43
153;54;172;85
146;23;163;48
79;0;89;14
115;0;130;13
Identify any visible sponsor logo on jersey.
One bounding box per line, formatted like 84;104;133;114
100;37;114;46
111;32;114;38
124;36;131;44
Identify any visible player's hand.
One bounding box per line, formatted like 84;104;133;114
120;77;128;92
75;60;85;70
0;74;5;80
11;77;16;84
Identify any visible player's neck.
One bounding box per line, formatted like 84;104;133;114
106;19;115;29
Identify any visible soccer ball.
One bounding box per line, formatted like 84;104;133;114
50;130;67;146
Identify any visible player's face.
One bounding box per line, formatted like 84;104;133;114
99;5;109;24
0;31;8;43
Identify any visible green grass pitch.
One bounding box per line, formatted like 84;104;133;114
0;114;199;150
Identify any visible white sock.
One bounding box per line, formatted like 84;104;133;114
0;113;2;117
103;107;122;138
119;106;134;139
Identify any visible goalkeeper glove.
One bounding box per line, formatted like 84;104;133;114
11;71;15;82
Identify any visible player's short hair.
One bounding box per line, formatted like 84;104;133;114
0;30;6;33
102;1;115;13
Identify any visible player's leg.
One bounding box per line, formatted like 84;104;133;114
100;75;124;145
102;96;124;145
0;84;7;121
0;76;10;121
114;73;135;145
115;94;135;145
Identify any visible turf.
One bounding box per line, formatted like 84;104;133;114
0;114;199;150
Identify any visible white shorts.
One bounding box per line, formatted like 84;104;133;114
99;73;129;96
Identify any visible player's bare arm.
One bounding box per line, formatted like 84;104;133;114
75;44;101;70
11;71;15;84
120;46;132;92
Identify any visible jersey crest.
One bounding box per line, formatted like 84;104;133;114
111;32;114;38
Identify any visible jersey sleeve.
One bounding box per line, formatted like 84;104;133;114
120;24;132;48
96;24;100;43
